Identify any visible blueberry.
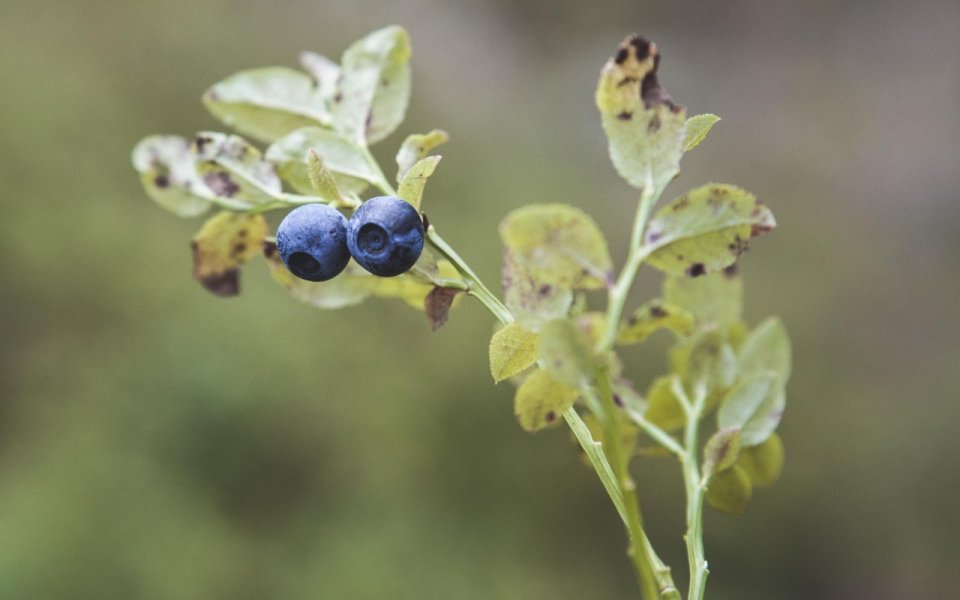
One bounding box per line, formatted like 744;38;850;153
347;196;425;277
276;204;350;282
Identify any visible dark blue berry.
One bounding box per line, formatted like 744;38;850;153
347;196;425;277
276;204;350;282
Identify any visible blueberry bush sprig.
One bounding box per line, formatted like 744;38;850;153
133;26;791;600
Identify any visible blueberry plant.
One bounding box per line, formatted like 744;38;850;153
133;26;791;600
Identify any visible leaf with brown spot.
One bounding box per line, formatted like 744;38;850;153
501;249;574;330
617;299;695;345
424;286;461;330
132;135;215;217
702;427;742;481
644;183;776;277
193;133;283;208
500;204;613;290
596;35;687;193
514;370;579;433
333;26;411;145
191;211;269;296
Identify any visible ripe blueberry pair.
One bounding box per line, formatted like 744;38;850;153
276;196;425;281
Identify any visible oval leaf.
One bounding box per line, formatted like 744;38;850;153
132;135;215;217
538;318;594;388
489;323;540;383
334;25;411;145
191;211;268;296
397;156;441;210
192;132;282;208
501;249;574;329
618;300;695;345
500;204;613;290
705;465;753;514
265;126;378;195
644;375;686;432
717;374;785;446
644;184;776;277
396;129;448;182
663;268;743;329
514;370;579;433
738;317;792;385
737;433;785;487
596;35;687;194
202;67;330;143
683;114;720;152
702;427;741;481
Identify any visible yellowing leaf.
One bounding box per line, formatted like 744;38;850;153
396;129;449;182
265;127;378;195
702;427;741;481
539;318;595;388
705;465;752;514
514;370;579;432
132;135;214;217
202;67;330;143
500;204;612;290
663;268;743;329
737;433;785;487
617;300;695;345
644;184;776;277
397;156;441;210
334;25;411;145
501;249;574;329
191;211;268;296
489;323;539;383
644;375;686;432
305;149;353;207
683;114;720;152
596;35;687;193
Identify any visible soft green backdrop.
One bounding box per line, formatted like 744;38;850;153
2;1;958;598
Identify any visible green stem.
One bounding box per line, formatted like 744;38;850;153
426;227;514;324
678;384;710;600
599;177;659;351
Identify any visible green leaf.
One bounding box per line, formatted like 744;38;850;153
514;370;579;432
299;51;341;99
202;67;330;143
683;114;720;152
644;184;776;277
702;427;741;481
265;127;379;196
305;149;353;207
737;433;784;487
489;324;540;383
617;300;695;345
663;268;743;329
501;249;574;329
538;318;594;388
644;375;686;432
397;156;441;210
705;465;752;514
500;204;613;290
191;211;268;296
192;132;282;208
132;135;214;217
738;317;792;385
683;329;738;393
717;374;785;447
334;25;411;145
596;35;687;193
396;129;449;182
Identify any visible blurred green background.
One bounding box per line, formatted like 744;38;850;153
3;0;959;598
